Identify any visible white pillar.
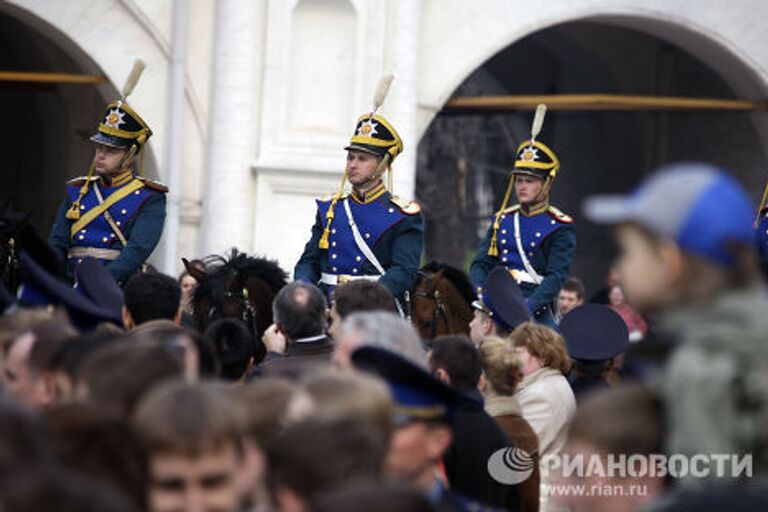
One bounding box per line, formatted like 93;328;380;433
389;0;422;199
161;0;188;275
201;0;263;254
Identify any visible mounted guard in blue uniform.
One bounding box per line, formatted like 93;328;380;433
470;105;575;327
294;76;424;301
755;183;768;275
48;60;167;285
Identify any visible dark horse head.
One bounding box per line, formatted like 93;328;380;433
185;249;288;362
411;261;476;340
0;201;63;303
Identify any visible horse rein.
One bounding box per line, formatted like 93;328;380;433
413;285;451;339
224;285;259;338
2;237;18;291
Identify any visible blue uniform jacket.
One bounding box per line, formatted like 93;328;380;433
755;208;768;267
470;205;576;316
48;173;167;284
294;187;423;298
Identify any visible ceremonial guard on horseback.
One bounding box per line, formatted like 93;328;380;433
294;76;424;305
755;182;768;277
470;105;575;327
48;61;167;285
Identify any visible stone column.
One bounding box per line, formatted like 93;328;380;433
161;0;188;274
200;0;264;254
388;0;422;199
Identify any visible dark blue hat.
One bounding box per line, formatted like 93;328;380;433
17;253;123;330
560;304;628;361
74;257;124;322
344;113;403;161
483;267;531;331
352;346;477;425
91;101;152;149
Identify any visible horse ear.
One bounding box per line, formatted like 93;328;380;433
182;258;208;281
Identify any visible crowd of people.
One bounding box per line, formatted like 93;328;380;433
2;162;768;510
3;60;767;511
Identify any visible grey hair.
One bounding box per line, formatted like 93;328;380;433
340;311;426;367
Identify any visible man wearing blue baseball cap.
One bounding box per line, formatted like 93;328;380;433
584;162;768;480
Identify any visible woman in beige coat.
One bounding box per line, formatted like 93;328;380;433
510;322;576;512
478;336;540;512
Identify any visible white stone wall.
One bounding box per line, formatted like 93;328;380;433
8;0;768;275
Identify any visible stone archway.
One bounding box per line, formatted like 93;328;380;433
416;15;768;291
0;2;162;236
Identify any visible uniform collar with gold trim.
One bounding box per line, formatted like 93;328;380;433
519;200;549;217
100;169;134;188
351;181;386;204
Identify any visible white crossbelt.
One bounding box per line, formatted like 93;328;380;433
509;268;538;284
513;212;544;285
343;200;386;275
319;200;386;287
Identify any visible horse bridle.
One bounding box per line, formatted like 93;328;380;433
223;285;259;337
1;237;18;291
413;284;451;339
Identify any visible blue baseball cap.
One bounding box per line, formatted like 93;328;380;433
583;162;755;268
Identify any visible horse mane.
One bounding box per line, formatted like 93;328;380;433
193;248;288;303
227;248;288;292
419;261;476;306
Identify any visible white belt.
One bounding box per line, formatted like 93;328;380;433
320;272;381;286
509;268;537;284
68;247;121;261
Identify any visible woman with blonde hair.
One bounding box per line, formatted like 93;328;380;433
478;336;540;512
510;322;576;512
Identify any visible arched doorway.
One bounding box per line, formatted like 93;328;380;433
0;4;158;236
416;19;768;292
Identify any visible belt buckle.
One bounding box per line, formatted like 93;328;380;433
509;269;522;284
337;275;350;286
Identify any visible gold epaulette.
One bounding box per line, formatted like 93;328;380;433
136;176;169;193
390;195;421;215
66;175;99;186
502;204;521;214
548;205;573;223
318;191;349;202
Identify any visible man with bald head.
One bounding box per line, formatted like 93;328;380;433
252;282;333;377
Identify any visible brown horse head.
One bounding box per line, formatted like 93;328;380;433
411;262;475;339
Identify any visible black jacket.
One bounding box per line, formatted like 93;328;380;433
443;390;521;511
248;335;334;379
